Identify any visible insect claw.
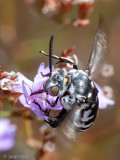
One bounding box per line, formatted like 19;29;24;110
77;96;86;104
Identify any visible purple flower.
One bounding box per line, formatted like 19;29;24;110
0;118;16;151
0;70;22;97
95;83;115;109
16;63;62;120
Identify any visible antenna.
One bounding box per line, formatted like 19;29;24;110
49;35;53;76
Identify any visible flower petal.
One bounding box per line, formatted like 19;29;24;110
99;97;115;109
37;62;45;74
19;94;30;108
17;72;33;88
95;83;115;109
18;80;32;107
0;118;16;151
0;138;15;151
44;65;54;75
32;73;48;93
30;103;46;120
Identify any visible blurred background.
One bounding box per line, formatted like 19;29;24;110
0;0;120;160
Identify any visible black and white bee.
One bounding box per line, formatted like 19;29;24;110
32;25;107;137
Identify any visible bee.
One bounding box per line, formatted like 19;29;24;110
32;25;107;135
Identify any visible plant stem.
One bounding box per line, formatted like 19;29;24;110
0;111;10;117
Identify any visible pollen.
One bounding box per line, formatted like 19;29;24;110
64;77;68;85
53;68;60;71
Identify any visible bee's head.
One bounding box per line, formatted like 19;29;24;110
42;35;71;97
44;68;69;97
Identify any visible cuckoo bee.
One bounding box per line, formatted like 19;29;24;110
32;26;107;134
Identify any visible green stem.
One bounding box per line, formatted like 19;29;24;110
0;110;43;122
24;119;33;139
0;111;11;117
35;116;43;121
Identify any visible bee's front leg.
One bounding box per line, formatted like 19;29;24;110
33;100;68;128
61;95;76;110
44;108;68;128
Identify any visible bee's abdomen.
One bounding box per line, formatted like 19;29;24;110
58;99;98;141
72;99;98;132
79;100;98;132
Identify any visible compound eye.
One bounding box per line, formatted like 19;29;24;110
48;86;59;96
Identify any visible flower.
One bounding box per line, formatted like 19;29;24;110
102;86;113;99
17;63;62;120
101;64;114;78
0;70;22;97
95;83;115;109
0;118;17;151
73;19;90;27
39;0;93;26
43;141;55;152
41;0;60;15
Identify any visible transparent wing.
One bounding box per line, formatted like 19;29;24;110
57;105;80;146
86;27;107;77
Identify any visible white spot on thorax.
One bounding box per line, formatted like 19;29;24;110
88;92;93;98
80;81;84;87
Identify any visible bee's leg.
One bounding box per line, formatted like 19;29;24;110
44;108;68;128
61;95;76;110
41;72;50;77
31;89;44;96
33;100;50;116
76;95;86;104
45;97;68;128
56;57;78;69
57;57;78;69
40;51;78;69
45;97;59;108
33;99;67;128
45;97;68;127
